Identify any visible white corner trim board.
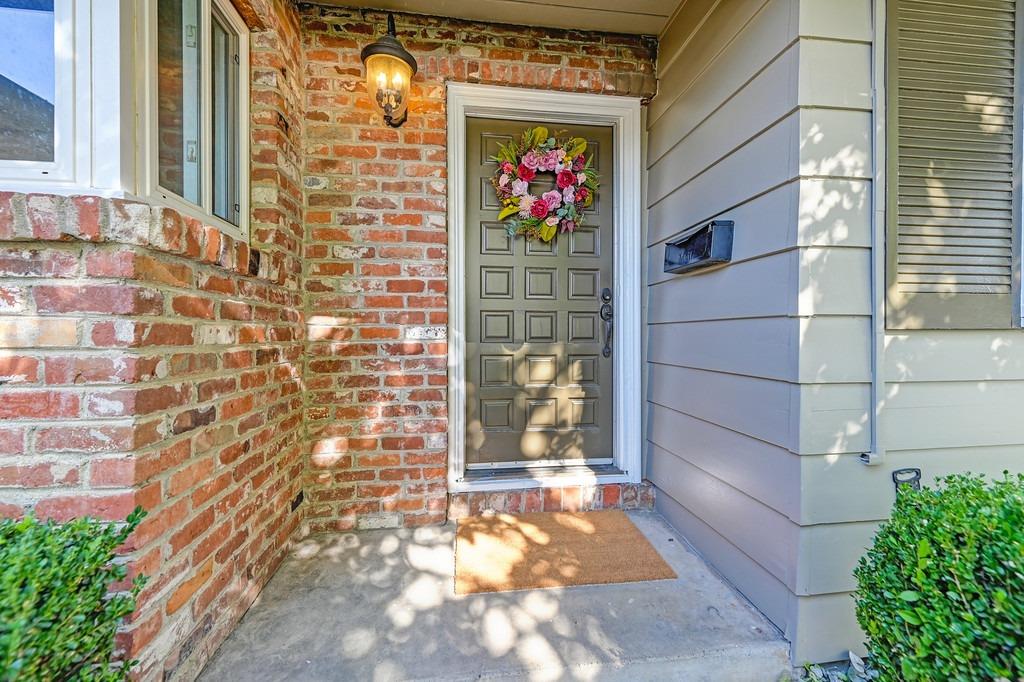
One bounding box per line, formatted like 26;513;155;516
446;82;644;493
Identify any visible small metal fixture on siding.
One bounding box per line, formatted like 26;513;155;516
663;220;734;275
892;468;922;493
860;451;882;466
360;13;418;127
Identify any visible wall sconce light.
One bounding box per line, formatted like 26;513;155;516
360;14;417;127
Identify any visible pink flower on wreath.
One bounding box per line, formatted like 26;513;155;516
556;169;576;190
562;186;576;204
545;216;559;227
517;164;536;182
577;172;587;185
542;190;562;211
518;194;537;217
573;154;586;171
561;219;576;233
511;179;529;196
530;200;549;219
540;150;560;172
498;173;510;188
501;161;514;174
521;150;543;170
576;187;589;203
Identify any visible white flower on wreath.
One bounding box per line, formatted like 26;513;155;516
518;194;537;217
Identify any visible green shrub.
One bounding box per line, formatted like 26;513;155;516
854;473;1024;681
0;508;146;681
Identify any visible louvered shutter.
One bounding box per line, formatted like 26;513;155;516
887;0;1021;329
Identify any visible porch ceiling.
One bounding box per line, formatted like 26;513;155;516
310;0;675;35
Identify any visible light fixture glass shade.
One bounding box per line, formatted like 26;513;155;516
361;13;417;127
364;53;413;126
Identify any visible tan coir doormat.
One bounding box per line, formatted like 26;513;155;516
454;510;677;594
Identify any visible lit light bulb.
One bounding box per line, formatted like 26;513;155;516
360;13;417;127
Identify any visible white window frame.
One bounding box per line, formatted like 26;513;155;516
135;0;250;242
0;0;79;186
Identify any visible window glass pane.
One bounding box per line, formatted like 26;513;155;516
0;0;55;162
211;12;239;225
157;0;201;204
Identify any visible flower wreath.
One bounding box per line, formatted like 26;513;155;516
490;127;598;243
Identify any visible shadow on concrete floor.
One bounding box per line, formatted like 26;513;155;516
199;512;790;681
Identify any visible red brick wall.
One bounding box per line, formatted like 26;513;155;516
300;8;657;533
0;199;305;681
0;1;305;679
449;482;655;518
0;5;657;679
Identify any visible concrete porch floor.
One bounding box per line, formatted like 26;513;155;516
199;512;790;681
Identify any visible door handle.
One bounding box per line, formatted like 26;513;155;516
599;287;613;358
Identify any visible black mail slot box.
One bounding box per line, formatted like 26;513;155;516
663;220;734;275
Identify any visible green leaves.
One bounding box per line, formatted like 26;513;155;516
897;609;921;625
854;473;1024;681
539;221;558;242
564;137;587;159
497;204;519;220
0;508;147;681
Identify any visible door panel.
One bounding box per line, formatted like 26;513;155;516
465;117;614;467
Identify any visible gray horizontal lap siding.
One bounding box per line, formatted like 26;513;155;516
646;0;878;663
645;0;806;646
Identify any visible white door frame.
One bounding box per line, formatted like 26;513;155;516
446;82;643;493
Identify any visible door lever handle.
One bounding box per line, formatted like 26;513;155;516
599;288;613;358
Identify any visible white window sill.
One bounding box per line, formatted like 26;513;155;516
0;182;133;199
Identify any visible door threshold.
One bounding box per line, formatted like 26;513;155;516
453;463;632;493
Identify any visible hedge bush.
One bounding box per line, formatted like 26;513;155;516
854;473;1024;681
0;508;146;681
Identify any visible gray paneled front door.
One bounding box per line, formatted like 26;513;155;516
465;117;614;468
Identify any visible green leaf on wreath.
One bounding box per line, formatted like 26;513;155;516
498;205;520;220
566;138;588;158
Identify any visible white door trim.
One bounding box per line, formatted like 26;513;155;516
446;82;643;493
